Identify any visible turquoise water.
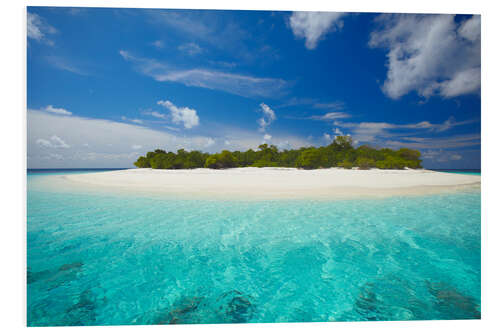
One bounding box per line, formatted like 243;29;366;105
432;170;481;176
27;170;481;326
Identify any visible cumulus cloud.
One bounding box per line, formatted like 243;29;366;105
27;12;57;45
131;144;142;150
323;133;332;142
119;51;289;98
289;12;346;49
369;14;480;99
178;42;203;55
263;134;272;141
157;100;200;129
257;103;276;132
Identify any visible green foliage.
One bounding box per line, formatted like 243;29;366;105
338;159;354;169
134;136;423;170
296;148;322;169
133;156;150;168
355;157;376;170
204;150;238;169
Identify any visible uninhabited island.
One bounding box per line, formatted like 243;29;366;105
133;136;422;170
63;136;480;200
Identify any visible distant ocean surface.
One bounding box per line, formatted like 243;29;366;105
430;169;481;176
27;169;481;326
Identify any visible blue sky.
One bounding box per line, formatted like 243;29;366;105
27;7;481;169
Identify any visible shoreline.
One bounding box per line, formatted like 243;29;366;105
62;167;481;200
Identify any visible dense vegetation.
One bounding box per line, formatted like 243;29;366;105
134;136;422;170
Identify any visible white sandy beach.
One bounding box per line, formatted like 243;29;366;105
63;168;481;200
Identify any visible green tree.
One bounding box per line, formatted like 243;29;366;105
296;148;322;169
355;157;376;170
134;156;150;168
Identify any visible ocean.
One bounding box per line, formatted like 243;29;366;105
27;169;481;326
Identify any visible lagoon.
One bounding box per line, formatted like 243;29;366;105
27;170;481;325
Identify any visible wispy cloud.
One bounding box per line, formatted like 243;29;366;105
121;116;144;124
45;56;89;76
146;10;254;60
276;98;346;112
30;105;72;116
313;101;345;110
333;117;479;150
386;134;480;150
369;14;480;100
422;149;464;162
151;40;165;49
178;42;203;56
27;12;57;45
289;12;347;50
119;50;289;98
310;112;350;121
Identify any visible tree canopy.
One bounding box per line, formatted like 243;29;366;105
134;136;422;170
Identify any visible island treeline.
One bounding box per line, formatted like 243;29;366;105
134;136;422;170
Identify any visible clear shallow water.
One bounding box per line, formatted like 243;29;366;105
27;170;481;326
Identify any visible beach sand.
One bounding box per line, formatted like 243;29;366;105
63;168;481;200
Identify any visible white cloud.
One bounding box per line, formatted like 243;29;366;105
27;111;220;168
289;12;346;50
178;42;203;55
36;135;70;149
369;14;480;99
334;116;476;143
45;56;88;76
121;116;144;124
310;112;350;121
313;101;345;110
323;133;332;142
145;111;168;120
263;134;272;141
43;105;72;116
204;138;215;147
151;40;164;48
119;51;288;98
165;125;181;132
27;12;56;45
423;150;464;162
257;103;276;132
131;144;142;150
27;112;317;168
157;100;200;129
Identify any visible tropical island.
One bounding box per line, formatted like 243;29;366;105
61;135;480;200
133;136;423;170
